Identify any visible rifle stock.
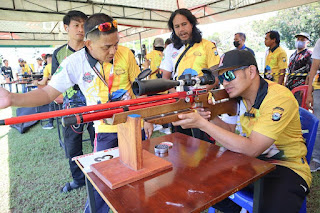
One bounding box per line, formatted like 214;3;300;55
109;88;237;125
0;78;237;127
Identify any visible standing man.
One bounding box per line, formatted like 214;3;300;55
159;8;220;141
1;59;13;92
143;37;165;79
0;13;153;212
161;8;220;83
286;32;312;105
46;10;96;193
35;57;44;73
233;32;255;55
173;50;311;213
264;30;288;85
37;54;52;86
306;38;320;172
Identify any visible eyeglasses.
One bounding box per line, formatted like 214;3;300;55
85;20;118;37
218;66;248;84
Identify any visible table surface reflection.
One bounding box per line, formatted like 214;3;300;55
79;132;275;213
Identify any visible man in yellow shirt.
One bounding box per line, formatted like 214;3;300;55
37;54;52;86
264;30;287;85
174;50;311;213
143;37;164;79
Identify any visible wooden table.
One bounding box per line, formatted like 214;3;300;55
76;133;275;213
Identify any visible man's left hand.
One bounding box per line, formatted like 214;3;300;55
172;112;207;129
144;121;153;139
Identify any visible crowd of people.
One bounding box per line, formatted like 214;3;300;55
0;7;320;213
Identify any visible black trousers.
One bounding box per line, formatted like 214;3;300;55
213;165;309;213
63;122;95;185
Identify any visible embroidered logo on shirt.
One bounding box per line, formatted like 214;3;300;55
83;72;94;83
54;66;63;75
193;51;202;56
172;52;178;59
272;107;284;121
115;68;125;75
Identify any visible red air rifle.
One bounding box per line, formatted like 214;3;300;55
0;69;237;126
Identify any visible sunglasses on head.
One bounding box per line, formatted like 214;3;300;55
86;20;118;37
218;66;249;84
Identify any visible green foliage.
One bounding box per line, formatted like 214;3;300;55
251;2;320;49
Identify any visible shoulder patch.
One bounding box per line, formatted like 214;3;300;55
272;107;284;121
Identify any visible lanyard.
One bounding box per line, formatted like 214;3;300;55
85;52;114;94
100;62;114;93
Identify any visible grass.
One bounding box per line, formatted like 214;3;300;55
0;106;320;212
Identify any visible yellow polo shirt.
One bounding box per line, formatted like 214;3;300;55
176;39;220;77
237;79;311;187
43;63;52;78
97;45;141;133
145;50;163;79
265;46;287;83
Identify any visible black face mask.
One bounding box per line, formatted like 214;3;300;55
233;41;240;48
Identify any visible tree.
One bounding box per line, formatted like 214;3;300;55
251;2;320;49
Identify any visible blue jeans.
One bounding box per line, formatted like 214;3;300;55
84;131;146;213
312;89;320;161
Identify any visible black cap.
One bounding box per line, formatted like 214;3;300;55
213;50;257;75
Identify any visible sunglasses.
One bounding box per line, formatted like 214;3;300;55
86;20;118;37
218;66;249;84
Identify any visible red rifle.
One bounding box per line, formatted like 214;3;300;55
0;70;237;126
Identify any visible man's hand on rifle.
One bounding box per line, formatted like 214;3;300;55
196;108;211;120
0;87;11;109
172;112;207;130
144;121;153;139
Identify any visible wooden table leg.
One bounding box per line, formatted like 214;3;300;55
85;176;96;213
253;178;264;213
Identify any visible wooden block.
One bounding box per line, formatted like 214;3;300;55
90;150;172;189
117;114;143;171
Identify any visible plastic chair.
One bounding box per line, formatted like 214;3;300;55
208;107;319;213
291;85;309;110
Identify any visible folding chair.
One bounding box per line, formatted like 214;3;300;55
291;85;309;110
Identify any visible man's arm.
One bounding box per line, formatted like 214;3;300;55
0;85;61;109
173;112;274;157
306;59;320;109
278;68;286;85
142;57;150;70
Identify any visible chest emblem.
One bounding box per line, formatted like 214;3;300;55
193;51;202;56
83;72;94;83
172;52;179;58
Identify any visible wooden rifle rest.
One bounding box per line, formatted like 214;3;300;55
90;114;172;189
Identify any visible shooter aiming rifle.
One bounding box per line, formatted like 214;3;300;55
0;69;237;126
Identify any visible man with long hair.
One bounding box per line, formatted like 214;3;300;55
160;8;220;142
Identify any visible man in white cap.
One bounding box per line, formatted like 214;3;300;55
286;32;312;105
143;37;165;79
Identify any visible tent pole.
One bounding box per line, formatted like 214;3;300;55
139;32;143;70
